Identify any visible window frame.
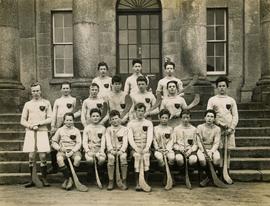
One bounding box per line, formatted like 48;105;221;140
206;8;228;76
52;10;73;78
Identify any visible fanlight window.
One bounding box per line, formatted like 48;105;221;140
117;0;161;10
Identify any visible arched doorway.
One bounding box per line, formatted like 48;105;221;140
116;0;162;91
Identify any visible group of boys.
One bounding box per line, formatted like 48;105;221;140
20;59;238;191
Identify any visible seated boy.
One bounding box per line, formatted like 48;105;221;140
51;112;82;190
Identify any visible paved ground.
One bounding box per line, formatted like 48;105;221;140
0;183;269;206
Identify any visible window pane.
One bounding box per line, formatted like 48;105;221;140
150;30;159;43
151;59;159;73
119;45;128;58
64;13;72;27
128;30;137;44
151;45;159;58
216;57;225;71
207;27;214;40
55;46;64;58
141;15;149;29
128;15;137;29
55;28;63;43
150;15;159;29
216;10;225;25
216;26;224;40
142;45;150;58
141;30;149;44
207;10;214;25
54;14;63;28
55;59;64;74
129;59;133;73
119;16;127;29
207;43;214;56
207;57;215;72
65;59;73;74
119;30;128;44
120;60;128;73
215;43;224;56
129;45;137;58
64;45;73;58
64;27;72;42
143;59;150;73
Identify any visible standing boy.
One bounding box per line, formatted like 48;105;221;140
129;76;158;120
106;110;129;190
49;82;80;174
124;59;149;95
106;75;132;123
207;76;238;183
83;108;106;185
127;103;153;191
20;82;52;187
51;113;82;190
196;109;221;186
153;109;175;185
92;62;112;98
81;83;108;127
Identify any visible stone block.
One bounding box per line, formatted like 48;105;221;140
18;0;35;38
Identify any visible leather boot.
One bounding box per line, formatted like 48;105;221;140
59;166;70;189
24;166;35;188
107;164;115;190
40;166;50;187
121;164;128;190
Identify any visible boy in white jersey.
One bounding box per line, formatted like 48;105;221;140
153;109;174;186
106;75;132;124
124;59;149;95
92;62;112;98
106;110;129;190
173;110;198;169
129;76;158;120
51;113;82;190
20;82;52;187
127;103;153;191
81;83;109;127
197;109;221;186
160;80;188;127
83;108;106;185
207;76;238;183
49;82;81;174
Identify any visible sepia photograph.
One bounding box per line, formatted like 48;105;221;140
0;0;269;205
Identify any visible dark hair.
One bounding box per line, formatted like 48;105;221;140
90;108;101;116
109;110;120;118
61;81;71;89
180;109;191;118
30;82;41;88
132;59;142;66
90;82;100;90
112;75;122;84
97;61;109;70
136;76;148;84
166;80;179;90
204;109;216;118
159;109;171;118
134;103;146;111
63;112;75;121
215;76;229;87
164;61;175;70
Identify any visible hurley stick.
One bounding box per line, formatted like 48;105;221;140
138;154;151;192
223;131;233;184
183;134;192;190
161;135;173;190
115;153;125;189
66;156;88;192
32;130;43;188
94;157;102;189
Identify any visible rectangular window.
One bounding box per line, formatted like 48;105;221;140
206;9;227;75
52;11;73;77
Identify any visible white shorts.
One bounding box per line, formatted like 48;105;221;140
23;130;50;153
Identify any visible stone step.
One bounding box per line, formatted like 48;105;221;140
231;158;270;170
0;169;269;185
0;140;23;151
231;147;270;158
235;136;270;147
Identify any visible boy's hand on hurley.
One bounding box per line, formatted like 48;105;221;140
66;151;74;158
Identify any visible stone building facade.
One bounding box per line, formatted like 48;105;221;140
0;0;269;112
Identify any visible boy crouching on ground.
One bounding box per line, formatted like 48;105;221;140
106;110;129;190
51;112;82;190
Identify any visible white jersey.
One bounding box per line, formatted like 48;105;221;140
124;73;149;95
92;76;112;98
106;91;127;113
156;76;183;97
160;95;187;116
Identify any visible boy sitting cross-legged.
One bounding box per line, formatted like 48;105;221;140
51;112;82;190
